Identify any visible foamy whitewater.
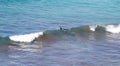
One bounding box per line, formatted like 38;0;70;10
0;0;120;66
9;32;43;42
90;24;120;33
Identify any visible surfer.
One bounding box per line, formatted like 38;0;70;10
60;26;63;30
59;26;68;31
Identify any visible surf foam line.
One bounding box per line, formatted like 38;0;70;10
9;32;43;42
90;24;120;33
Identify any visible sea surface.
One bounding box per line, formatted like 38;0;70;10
0;0;120;66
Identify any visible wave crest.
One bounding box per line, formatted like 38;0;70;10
3;24;120;43
9;32;43;42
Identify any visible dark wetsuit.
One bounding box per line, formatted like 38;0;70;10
60;27;63;30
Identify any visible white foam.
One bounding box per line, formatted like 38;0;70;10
9;32;43;42
106;25;120;33
89;25;97;31
90;24;120;33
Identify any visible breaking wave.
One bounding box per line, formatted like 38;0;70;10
9;32;43;42
1;24;120;43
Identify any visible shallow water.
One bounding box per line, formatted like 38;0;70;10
0;33;120;66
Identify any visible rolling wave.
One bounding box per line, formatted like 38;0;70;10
0;37;11;44
0;24;120;43
9;32;43;42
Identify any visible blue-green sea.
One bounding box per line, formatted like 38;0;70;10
0;0;120;66
0;0;120;36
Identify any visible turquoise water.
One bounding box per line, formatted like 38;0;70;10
0;0;120;66
0;0;120;36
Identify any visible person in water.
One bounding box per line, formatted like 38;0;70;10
59;26;68;31
60;26;63;30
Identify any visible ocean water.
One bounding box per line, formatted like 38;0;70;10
0;0;120;66
0;0;120;36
